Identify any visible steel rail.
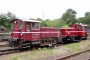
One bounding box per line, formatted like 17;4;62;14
57;49;90;60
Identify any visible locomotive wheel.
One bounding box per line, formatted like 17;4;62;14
70;36;74;42
62;38;68;43
76;36;81;42
85;36;87;40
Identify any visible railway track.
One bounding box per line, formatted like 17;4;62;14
0;42;8;47
0;45;7;47
57;49;90;60
0;43;65;56
0;47;18;55
0;38;89;56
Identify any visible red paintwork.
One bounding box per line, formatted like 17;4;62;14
10;19;40;42
40;27;58;38
60;24;87;37
10;19;58;42
10;19;87;42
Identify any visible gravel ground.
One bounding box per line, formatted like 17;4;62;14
0;42;7;45
66;51;90;60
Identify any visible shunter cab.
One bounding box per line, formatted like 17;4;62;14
9;19;40;45
10;19;41;43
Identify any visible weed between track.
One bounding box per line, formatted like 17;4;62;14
65;40;90;54
12;48;54;60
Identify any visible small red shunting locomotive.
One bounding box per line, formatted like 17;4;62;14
60;23;88;43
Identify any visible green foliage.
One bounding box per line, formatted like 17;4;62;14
40;18;66;29
52;18;66;29
0;12;17;31
77;12;90;25
61;9;77;24
85;12;90;17
64;24;68;28
33;18;66;29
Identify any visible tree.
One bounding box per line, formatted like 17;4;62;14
6;12;16;20
30;18;42;21
53;18;66;29
0;12;17;30
40;20;47;27
61;9;77;24
77;12;90;25
36;18;42;21
85;12;90;17
29;18;36;20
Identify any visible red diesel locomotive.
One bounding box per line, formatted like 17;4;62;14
8;19;88;49
60;23;88;43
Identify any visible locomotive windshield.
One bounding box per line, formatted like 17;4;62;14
77;25;82;30
19;22;23;29
32;23;40;30
82;26;87;31
26;23;30;31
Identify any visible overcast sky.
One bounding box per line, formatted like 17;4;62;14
0;0;90;20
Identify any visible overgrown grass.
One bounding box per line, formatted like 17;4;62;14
65;40;90;53
65;43;82;53
12;48;54;60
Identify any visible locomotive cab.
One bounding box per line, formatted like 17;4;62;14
9;19;41;48
10;19;41;41
79;23;88;39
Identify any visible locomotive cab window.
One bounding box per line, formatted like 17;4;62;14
26;23;30;31
32;23;40;30
82;26;87;31
77;25;82;30
19;22;23;29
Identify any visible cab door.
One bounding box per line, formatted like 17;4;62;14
31;22;40;41
24;22;31;41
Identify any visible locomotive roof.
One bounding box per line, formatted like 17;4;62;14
80;24;87;26
10;19;41;23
